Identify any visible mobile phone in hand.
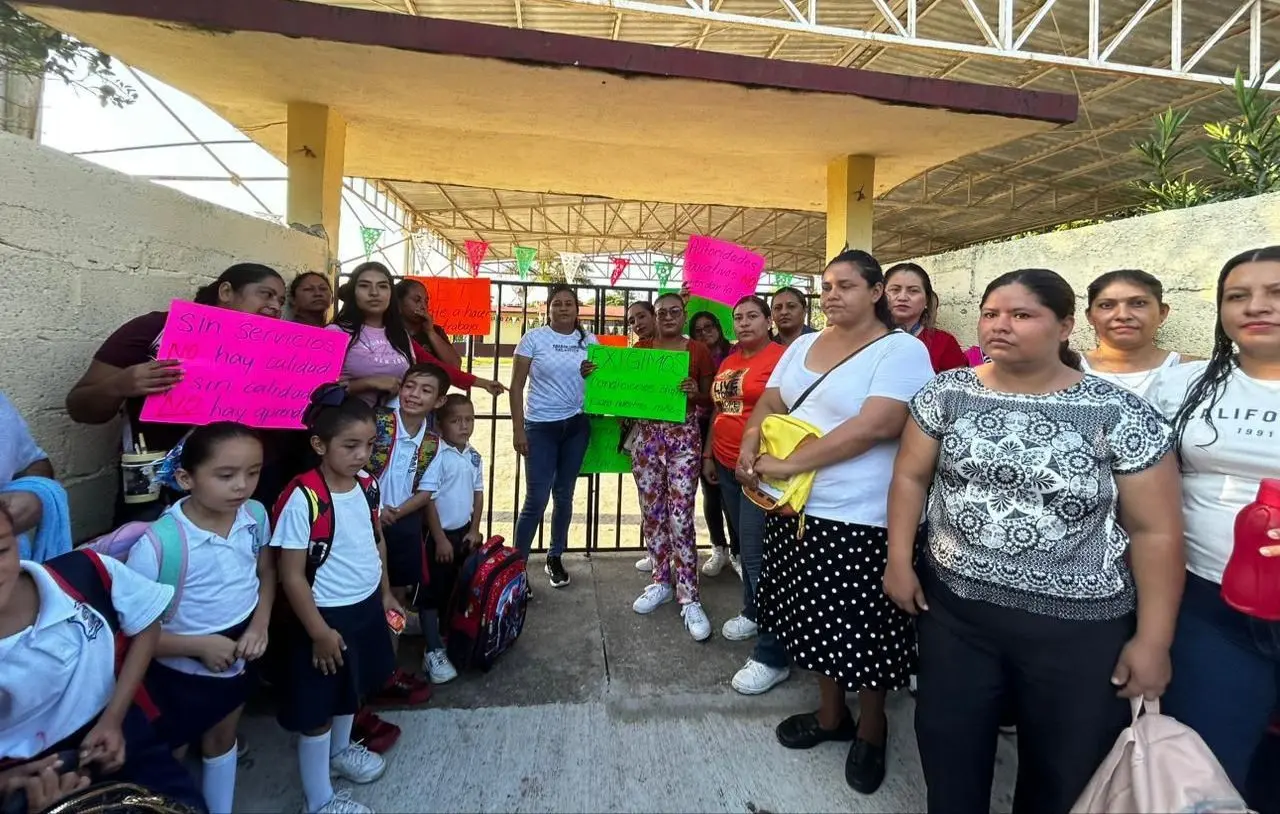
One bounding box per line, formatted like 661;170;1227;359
386;609;406;635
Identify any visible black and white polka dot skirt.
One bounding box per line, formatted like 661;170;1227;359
756;513;916;691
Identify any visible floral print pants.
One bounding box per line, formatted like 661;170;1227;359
632;416;702;604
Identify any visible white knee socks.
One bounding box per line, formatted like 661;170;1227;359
298;731;334;813
329;714;354;757
201;742;238;814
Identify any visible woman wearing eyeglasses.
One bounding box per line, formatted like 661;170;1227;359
627;293;717;641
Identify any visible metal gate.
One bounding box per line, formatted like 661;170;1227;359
455;280;818;553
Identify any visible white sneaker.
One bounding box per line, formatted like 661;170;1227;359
682;601;712;641
635;555;653;572
729;554;743;580
632;583;674;614
721;614;759;641
314;790;372;814
424;648;458;684
330;742;386;784
731;659;791;695
701;547;728;577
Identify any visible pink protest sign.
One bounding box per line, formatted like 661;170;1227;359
140;301;348;430
682;235;765;306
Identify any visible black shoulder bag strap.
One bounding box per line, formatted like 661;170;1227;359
786;330;897;415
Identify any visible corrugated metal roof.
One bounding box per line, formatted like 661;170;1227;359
299;0;1276;266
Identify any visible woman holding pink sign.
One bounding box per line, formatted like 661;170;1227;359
66;263;287;526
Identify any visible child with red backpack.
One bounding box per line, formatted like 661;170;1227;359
0;507;205;813
271;385;402;814
123;422;275;814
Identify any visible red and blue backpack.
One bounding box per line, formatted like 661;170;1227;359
446;536;529;672
272;468;380;585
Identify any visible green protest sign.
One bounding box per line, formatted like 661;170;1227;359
685;295;736;341
584;345;688;422
580;417;632;474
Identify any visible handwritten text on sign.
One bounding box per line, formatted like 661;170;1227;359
683;236;765;307
408;277;492;336
583;345;688;422
580;417;632;474
140;301;347;430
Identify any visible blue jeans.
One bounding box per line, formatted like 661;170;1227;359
514;413;591;558
716;461;789;669
1163;572;1280;799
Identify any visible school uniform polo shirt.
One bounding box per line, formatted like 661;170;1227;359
125;499;264;677
421;443;484;532
0;558;172;760
378;407;430;509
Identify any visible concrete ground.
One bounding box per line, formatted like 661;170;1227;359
234;552;1019;813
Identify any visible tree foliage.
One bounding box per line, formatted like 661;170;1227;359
0;2;134;107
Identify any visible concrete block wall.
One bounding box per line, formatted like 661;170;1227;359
0;133;327;539
909;192;1280;356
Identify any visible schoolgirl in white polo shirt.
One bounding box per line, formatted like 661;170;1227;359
125;422;276;814
421;394;485;682
0;508;204;812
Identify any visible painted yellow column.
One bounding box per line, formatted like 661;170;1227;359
286;102;347;281
825;155;876;262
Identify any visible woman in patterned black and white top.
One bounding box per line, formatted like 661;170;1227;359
885;268;1186;814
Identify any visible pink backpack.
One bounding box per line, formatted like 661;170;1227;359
1071;698;1249;813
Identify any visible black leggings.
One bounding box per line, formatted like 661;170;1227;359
697;417;736;554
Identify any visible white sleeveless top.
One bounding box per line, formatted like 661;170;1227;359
1081;351;1181;400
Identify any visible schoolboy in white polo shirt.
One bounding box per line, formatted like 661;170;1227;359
0;508;203;811
420;394;485;684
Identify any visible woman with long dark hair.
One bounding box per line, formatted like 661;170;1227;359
328;262;502;407
1082;268;1191;399
393;278;463;370
884;262;967;373
289;272;333;327
1149;247;1280;808
887;268;1184;814
510;284;597;588
66;263;287;525
689;310;738;579
744;250;934;794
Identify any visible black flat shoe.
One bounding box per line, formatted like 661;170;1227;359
775;708;857;750
845;728;888;795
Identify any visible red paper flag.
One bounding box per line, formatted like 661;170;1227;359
464;240;488;277
609;257;629;286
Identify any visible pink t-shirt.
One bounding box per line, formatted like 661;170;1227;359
328;325;412;405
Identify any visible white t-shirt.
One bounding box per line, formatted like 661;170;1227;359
271;480;383;608
379;407;431;509
0;558;172;759
1148;361;1280;583
422;443;484;531
514;326;598;423
126;499;263;677
766;330;935;526
1081;352;1181;401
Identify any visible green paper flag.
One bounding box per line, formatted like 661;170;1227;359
772;272;794;288
580;417;633;474
685;295;736;341
514;246;537;279
654;260;675;288
584;345;688;422
360;227;383;258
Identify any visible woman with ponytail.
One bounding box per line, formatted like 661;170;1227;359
1148;247;1280;808
66;263;287;525
886;268;1185;814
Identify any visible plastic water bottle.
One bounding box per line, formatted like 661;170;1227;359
1220;478;1280;621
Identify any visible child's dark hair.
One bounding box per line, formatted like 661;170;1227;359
303;384;376;442
402;362;450;394
1086;269;1164;308
547;283;587;347
289;271;331;299
179;422;261;472
194;263;284;305
437;393;473;423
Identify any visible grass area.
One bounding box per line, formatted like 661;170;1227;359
460;355;715;553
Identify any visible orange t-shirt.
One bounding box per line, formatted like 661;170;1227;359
634;338;715;418
710;342;786;468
